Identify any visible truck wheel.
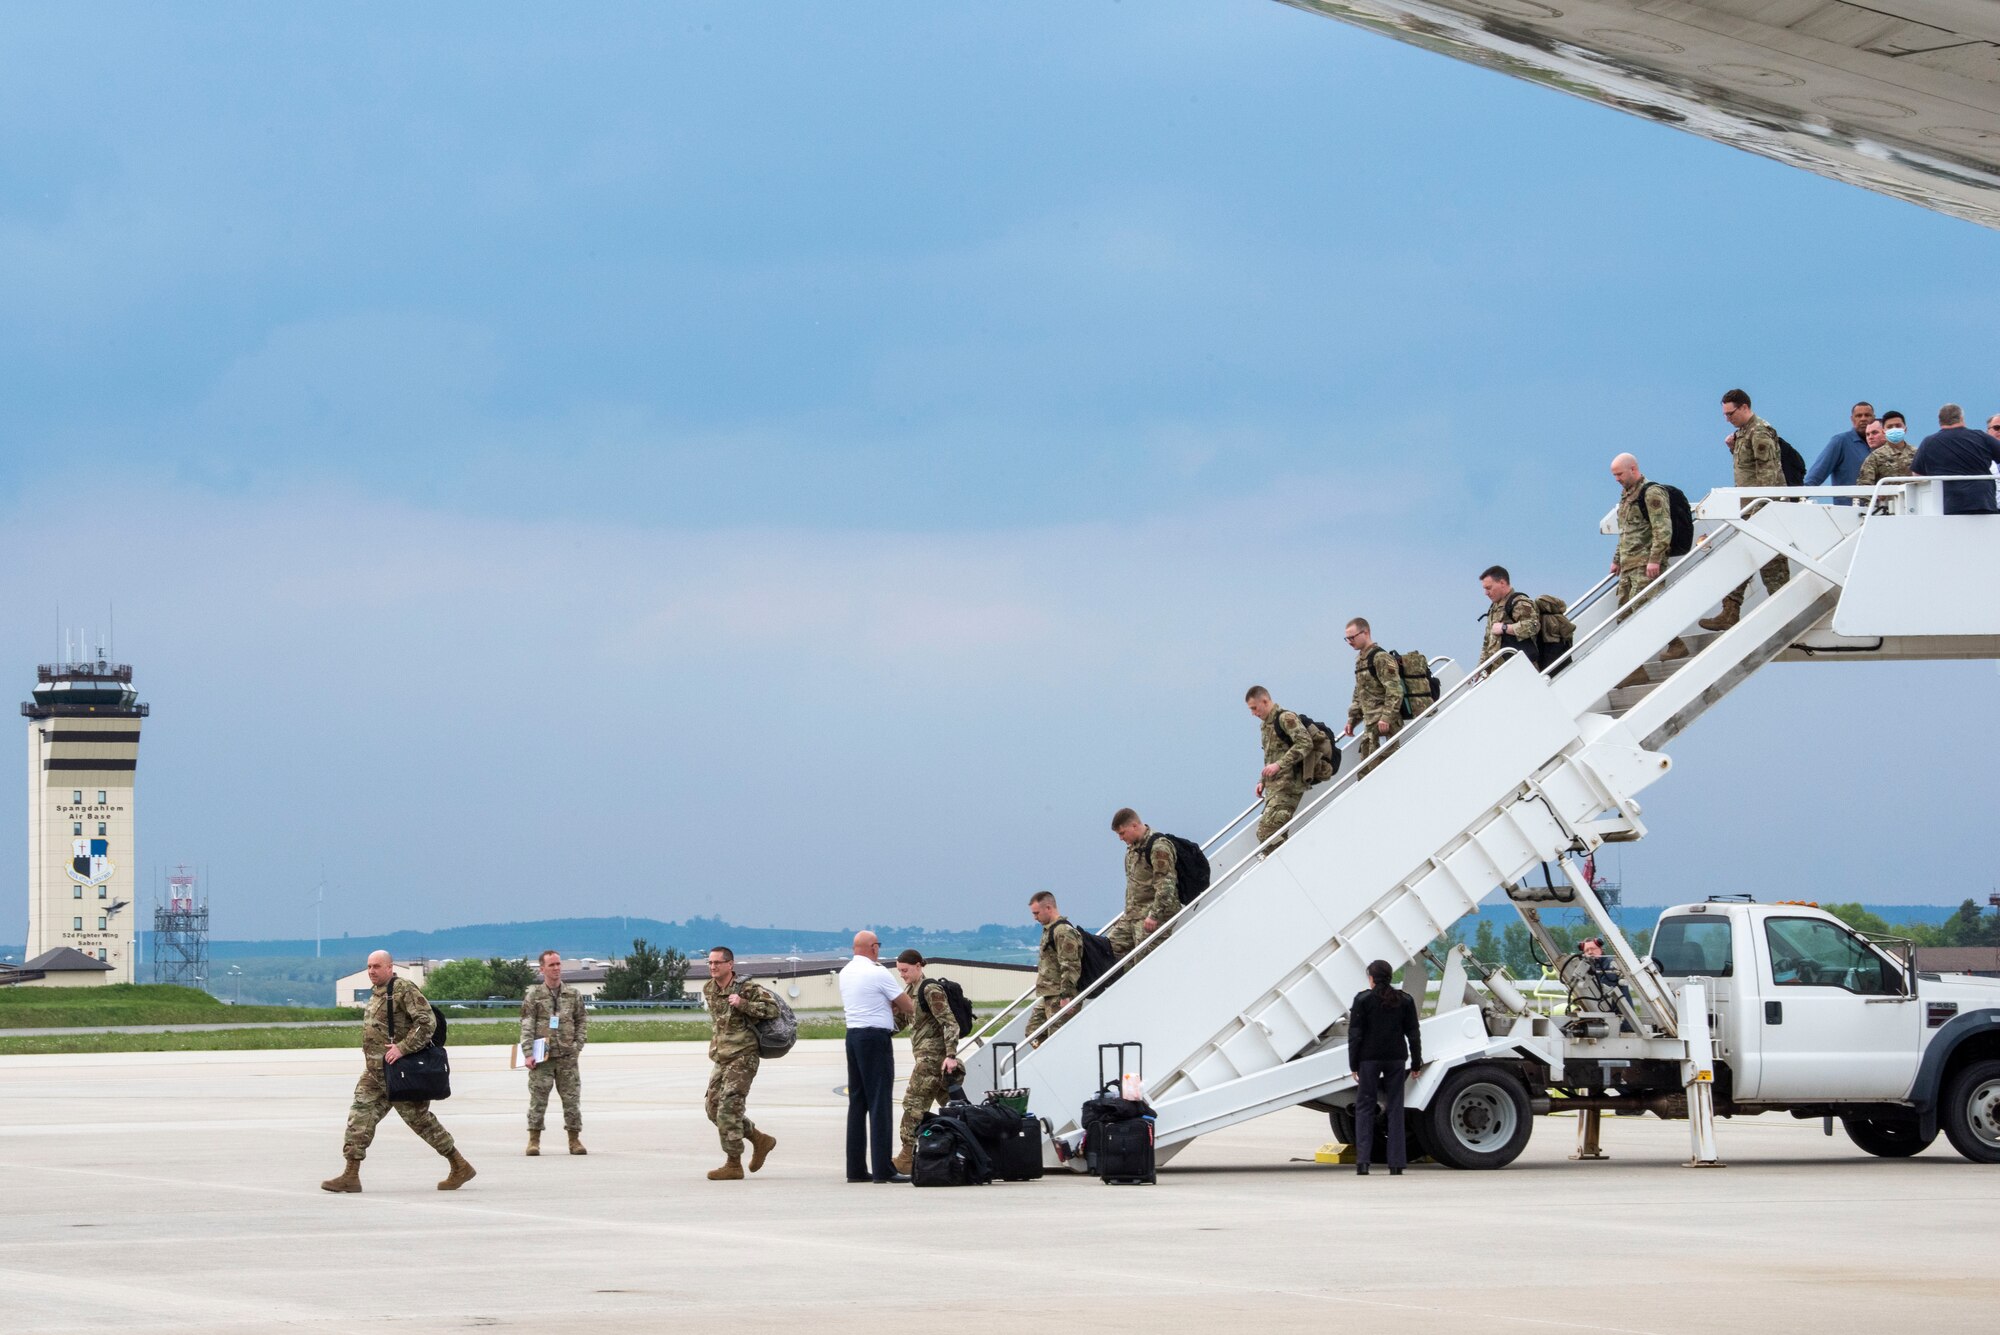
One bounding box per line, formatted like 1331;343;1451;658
1420;1063;1533;1169
1940;1058;2000;1164
1840;1113;1935;1158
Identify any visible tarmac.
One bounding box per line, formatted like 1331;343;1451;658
2;1038;1996;1334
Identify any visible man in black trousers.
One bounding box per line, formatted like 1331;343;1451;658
1347;958;1423;1175
838;930;913;1182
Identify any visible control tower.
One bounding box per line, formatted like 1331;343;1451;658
23;652;148;984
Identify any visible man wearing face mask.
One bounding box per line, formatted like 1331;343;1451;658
1857;416;1915;489
1804;400;1876;504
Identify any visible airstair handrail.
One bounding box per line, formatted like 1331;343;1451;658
1009;643;1539;1045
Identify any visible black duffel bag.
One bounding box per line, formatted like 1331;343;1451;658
382;978;452;1104
912;1111;994;1187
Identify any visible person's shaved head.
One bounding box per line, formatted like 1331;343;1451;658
1610;453;1641;487
854;930;882;961
365;950;394;985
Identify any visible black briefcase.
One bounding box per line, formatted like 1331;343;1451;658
382;979;453;1103
982;1043;1045;1181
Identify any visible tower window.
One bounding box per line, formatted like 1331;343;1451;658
97;822;106;836
97;916;107;930
73;916;83;930
97;949;107;961
73;886;83;899
72;790;82;803
96;790;106;804
98;886;107;900
72;822;82;836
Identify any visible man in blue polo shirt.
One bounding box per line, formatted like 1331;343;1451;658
1804;400;1875;504
1915;404;2000;515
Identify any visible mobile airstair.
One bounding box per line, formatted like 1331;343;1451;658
959;477;2000;1165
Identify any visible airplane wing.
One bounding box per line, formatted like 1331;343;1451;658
1276;0;2000;229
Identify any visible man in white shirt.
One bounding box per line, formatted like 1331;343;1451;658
839;930;914;1183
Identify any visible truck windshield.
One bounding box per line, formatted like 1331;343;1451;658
1651;916;1732;976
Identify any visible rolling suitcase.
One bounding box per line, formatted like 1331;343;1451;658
1084;1043;1156;1185
983;1042;1045;1181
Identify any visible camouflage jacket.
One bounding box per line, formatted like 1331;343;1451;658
1857;442;1916;488
1123;830;1180;924
362;978;436;1065
1730;414;1785;488
1481;592;1540;663
1260;704;1313;787
906;977;962;1058
703;973;780;1062
1037;919;1083;998
1347;646;1402;730
1616;477;1673;569
519;981;588;1060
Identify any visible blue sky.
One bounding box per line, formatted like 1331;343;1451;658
3;2;1994;943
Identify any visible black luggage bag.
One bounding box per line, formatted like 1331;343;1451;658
982;1043;1045;1181
912;1109;994;1187
1083;1043;1156;1185
383;980;452;1104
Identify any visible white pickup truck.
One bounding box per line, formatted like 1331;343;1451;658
1331;898;2000;1167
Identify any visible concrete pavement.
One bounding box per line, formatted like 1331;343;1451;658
1;1039;1995;1333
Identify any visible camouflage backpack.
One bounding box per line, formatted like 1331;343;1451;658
1534;595;1576;667
752;988;799;1059
1395;649;1440;719
1272;710;1340;784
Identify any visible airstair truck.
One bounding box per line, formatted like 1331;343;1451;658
958;475;2000;1171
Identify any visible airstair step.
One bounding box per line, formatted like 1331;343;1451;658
1607;682;1656;712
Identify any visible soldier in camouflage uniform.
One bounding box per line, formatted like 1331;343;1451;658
1340;619;1403;760
519;949;588;1157
702;946;781;1181
1247;686;1318;847
320;951;475;1193
1856;419;1916;490
1607;454;1676;607
891;949;964;1175
1702;389;1791;631
1478;567;1541;666
1108;808;1179;956
1026;891;1083;1043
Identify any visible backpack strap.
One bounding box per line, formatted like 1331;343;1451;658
1270;713;1291;747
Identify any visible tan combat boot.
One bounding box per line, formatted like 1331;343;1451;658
437;1150;477;1191
319;1158;362;1193
1660;637;1690;661
747;1128;776;1172
892;1148;913;1176
707;1156;745;1181
567;1131;587;1156
1698;596;1742;632
525;1129;541;1157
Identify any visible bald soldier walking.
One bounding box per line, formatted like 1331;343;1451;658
702;946;781;1181
320;950;475;1193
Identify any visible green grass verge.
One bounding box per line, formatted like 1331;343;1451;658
0;1018;852;1056
0;983;354;1028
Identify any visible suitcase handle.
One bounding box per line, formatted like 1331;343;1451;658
1097;1042;1143;1092
993;1041;1022;1088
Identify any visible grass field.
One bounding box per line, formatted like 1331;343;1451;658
0;1017;856;1056
0;983;355;1028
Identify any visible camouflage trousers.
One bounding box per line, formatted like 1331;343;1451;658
705;1053;762;1157
1256;778;1307;845
526;1054;582;1133
1025;995;1073;1042
1724;555;1789;608
343;1071;455;1162
899;1049;953;1154
1356;714;1401;761
1617;563;1661;606
1107;912;1166;957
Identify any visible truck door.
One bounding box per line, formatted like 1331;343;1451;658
1750;915;1919;1101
